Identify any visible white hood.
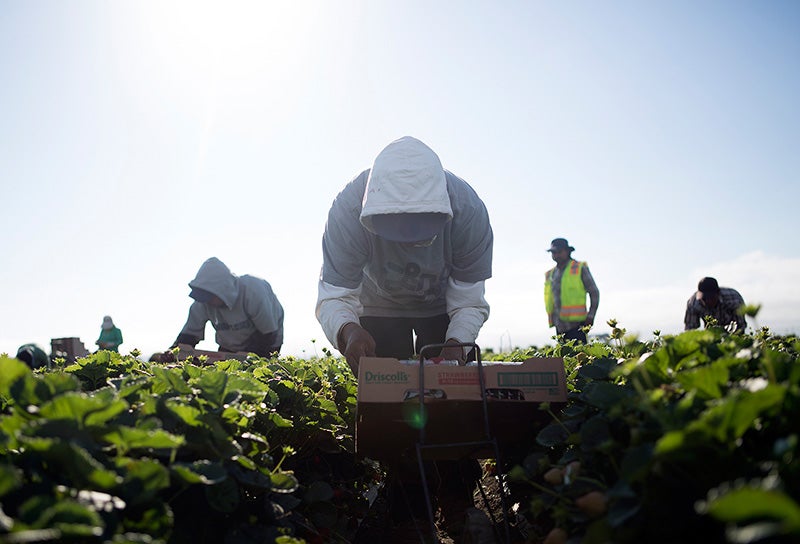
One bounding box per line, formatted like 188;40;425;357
360;136;453;233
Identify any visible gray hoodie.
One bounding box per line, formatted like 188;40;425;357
316;136;493;349
180;258;284;351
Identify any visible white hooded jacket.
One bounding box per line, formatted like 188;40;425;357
316;136;492;351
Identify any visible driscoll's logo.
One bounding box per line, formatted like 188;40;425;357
364;370;410;384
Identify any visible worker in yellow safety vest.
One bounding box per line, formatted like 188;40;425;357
544;238;600;343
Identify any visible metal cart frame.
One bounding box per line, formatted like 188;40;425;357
410;342;512;543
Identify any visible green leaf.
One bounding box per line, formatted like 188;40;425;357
582;381;634;410
583;344;613;358
170;460;227;485
671;329;717;358
0;528;63;542
0;463;22;497
214;359;242;373
37;372;82;399
270;471;299;493
195;371;228;408
114;457;171;502
561;404;587;418
580;415;612;452
228;463;273;489
163;399;203;426
698;385;786;442
33;499;104;537
38;392;127;428
102;426;185;452
536;422;570;448
20;439;121;490
150;366;193;395
233;455;256;471
119;502;173;537
578;358;618;381
676;361;729;400
205;477;240;513
315;397;339;414
224;373;269;401
0;356;34;399
267;411;294;428
654;430;687;454
66;360;111;391
703;487;800;531
617;349;670;389
108;376;149;400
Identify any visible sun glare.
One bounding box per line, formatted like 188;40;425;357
124;1;327;101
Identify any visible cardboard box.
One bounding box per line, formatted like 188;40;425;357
356;357;567;460
50;337;90;362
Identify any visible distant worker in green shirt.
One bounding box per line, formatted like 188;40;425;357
96;315;124;352
544;238;600;344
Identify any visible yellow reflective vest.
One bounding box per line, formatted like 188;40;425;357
544;260;588;326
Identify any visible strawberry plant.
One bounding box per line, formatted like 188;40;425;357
4;323;799;544
0;351;378;544
505;326;800;543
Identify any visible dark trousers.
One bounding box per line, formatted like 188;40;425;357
360;314;476;361
223;330;282;357
360;314;480;523
360;314;451;360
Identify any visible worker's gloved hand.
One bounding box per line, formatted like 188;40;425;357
152;350;176;363
338;323;376;375
172;334;200;349
439;338;466;365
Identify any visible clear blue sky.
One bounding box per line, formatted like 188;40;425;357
2;1;798;358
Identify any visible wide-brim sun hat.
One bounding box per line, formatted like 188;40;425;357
547;238;575;252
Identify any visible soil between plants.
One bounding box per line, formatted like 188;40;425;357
352;470;533;544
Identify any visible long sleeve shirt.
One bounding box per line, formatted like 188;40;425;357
316;142;493;352
684;287;746;332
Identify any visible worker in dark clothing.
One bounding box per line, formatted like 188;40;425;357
684;276;746;332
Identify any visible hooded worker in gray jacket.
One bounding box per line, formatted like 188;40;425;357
174;257;284;356
316;137;493;536
316;136;493;373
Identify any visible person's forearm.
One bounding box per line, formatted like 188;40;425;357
172;333;200;347
316;280;363;349
684;311;700;330
445;278;489;343
587;290;599;321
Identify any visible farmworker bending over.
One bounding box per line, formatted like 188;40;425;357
316;135;493;373
544;237;600;344
684;276;746;332
96;315;123;352
315;136;493;540
173;257;284;357
16;343;49;369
